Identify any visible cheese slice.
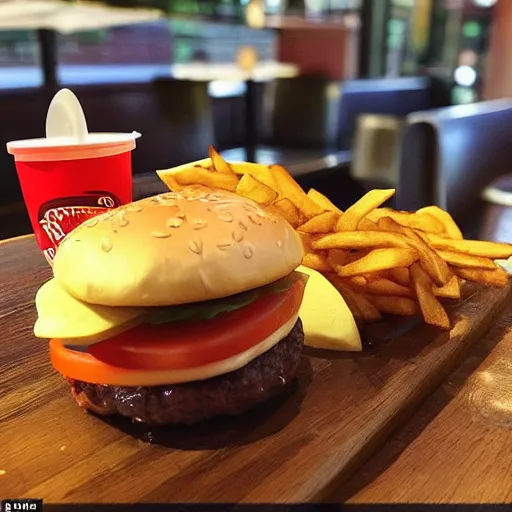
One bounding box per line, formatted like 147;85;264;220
298;265;362;352
35;267;362;353
34;279;145;344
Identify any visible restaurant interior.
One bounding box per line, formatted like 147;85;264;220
1;0;511;244
4;0;512;506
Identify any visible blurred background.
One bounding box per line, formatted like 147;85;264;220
1;0;511;242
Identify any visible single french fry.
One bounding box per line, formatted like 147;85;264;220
236;173;277;206
208;145;235;174
436;250;497;270
336;189;395;231
327;249;349;271
417;206;463;240
367;208;445;234
298;211;340;234
335;248;419;277
433;276;461;300
266;198;303;228
298;232;323;252
330;277;382;322
157;166;239;192
325;274;363;319
307;188;343;215
426;234;512;259
367;295;419;316
451;266;510;287
410;262;451;330
230;162;278;190
350;275;415;298
313;231;411;251
357;217;380;230
385;267;411;287
270;164;325;218
303;252;332;273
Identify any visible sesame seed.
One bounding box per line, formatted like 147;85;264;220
232;230;244;242
188;239;203;254
217;211;233;223
101;236;112;252
152;231;171;239
217;241;232;251
167;217;184;228
247;212;263;225
192;220;207;230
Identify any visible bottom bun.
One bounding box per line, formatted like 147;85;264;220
67;319;304;425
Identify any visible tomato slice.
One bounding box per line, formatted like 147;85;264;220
50;279;306;384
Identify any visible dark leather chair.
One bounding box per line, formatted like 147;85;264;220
220;75;346;168
396;99;512;237
337;76;433;151
261;74;342;150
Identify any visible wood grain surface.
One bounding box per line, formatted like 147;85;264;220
1;235;511;504
337;298;512;503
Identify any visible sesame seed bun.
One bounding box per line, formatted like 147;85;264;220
52;187;304;307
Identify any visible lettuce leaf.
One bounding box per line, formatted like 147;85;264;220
145;270;306;325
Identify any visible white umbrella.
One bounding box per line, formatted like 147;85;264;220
0;0;162;34
0;0;164;87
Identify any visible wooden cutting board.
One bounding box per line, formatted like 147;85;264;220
1;235;511;503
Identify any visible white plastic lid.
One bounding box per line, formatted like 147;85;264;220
7;132;141;162
6;88;142;162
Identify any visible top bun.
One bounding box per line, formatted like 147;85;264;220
53;186;304;307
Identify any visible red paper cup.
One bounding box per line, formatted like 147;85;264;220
7;133;139;264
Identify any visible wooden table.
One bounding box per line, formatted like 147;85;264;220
337;301;512;503
1;233;511;504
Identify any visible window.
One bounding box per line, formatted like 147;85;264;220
0;30;43;89
0;19;276;97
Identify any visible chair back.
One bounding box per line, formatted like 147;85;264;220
396;98;512;236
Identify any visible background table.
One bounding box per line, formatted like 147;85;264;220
172;61;299;162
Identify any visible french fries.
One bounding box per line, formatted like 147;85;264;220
425;234;512;259
377;217;452;286
451;266;509;288
266;198;303;228
366;295;419;316
236;173;277;206
157;147;512;331
410;262;450;330
329;276;382;322
417;206;463;240
349;275;414;299
367;208;445;234
298;211;340;234
157;165;239;192
335;248;418;277
230;162;278;190
336;189;395;231
209;145;234;175
436;250;497;270
433;276;461;300
307;188;343;215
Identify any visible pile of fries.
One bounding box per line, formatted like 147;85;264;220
157;146;512;330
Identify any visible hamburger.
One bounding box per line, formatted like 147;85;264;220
34;186;307;425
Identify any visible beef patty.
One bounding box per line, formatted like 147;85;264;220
67;318;304;425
